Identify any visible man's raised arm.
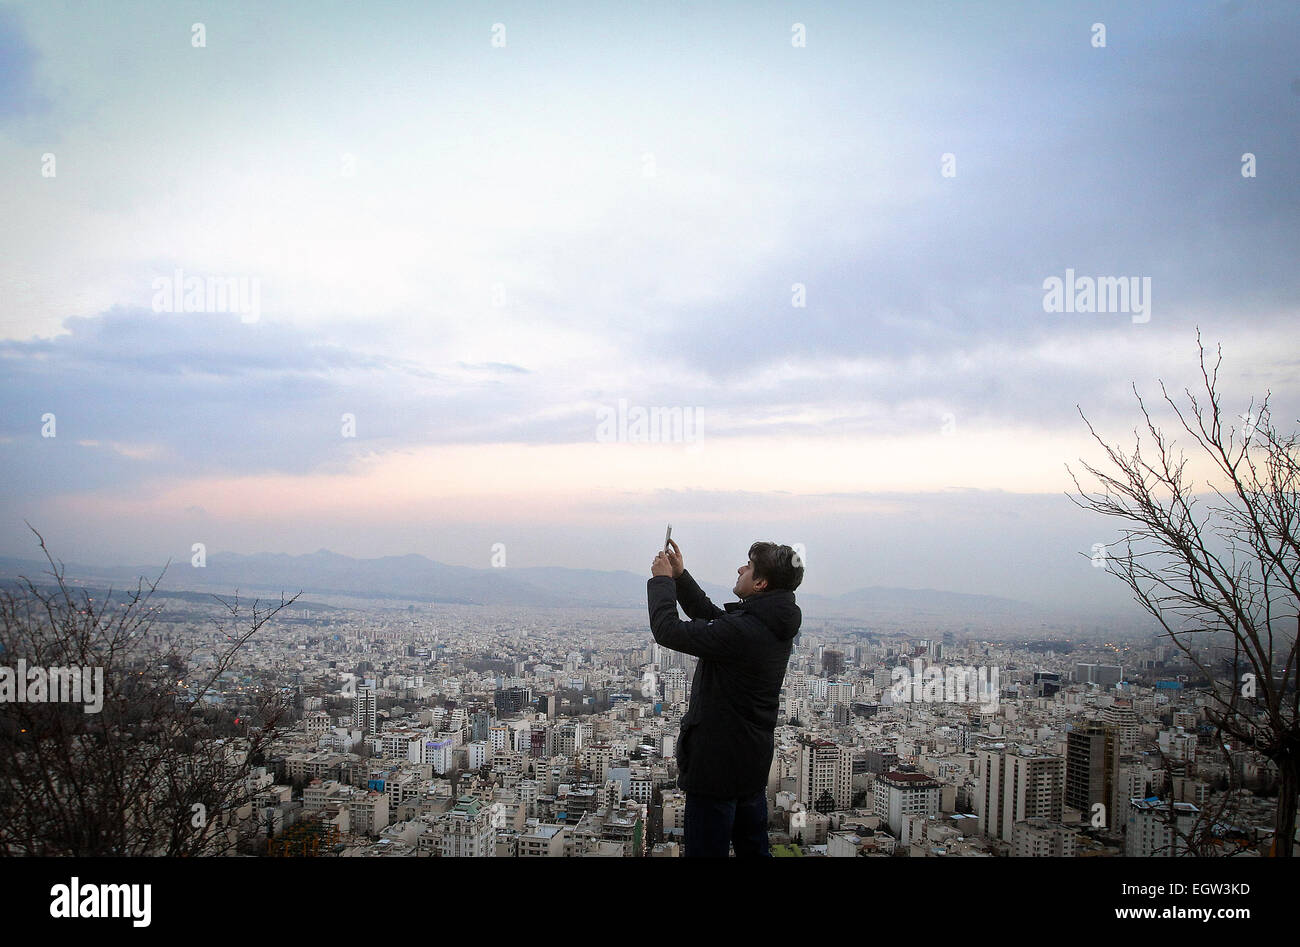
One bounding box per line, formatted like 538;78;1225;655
674;570;725;621
665;538;724;621
647;572;741;663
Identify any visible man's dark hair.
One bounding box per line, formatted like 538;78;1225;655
748;541;804;592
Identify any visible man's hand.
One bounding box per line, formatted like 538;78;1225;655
651;551;673;578
665;538;684;578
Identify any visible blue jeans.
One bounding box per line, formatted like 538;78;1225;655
684;788;771;857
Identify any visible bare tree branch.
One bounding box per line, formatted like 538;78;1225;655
1065;329;1299;856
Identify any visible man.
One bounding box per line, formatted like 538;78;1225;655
647;539;803;857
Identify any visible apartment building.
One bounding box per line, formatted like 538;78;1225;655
797;736;853;811
442;795;496;857
518;820;569;857
875;771;941;836
976;746;1065;843
1013;817;1079;856
1125;797;1199;856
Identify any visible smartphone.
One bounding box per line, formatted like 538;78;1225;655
664;524;672;551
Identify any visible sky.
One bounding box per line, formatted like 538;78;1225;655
1;0;1297;620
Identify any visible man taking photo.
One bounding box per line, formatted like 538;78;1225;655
647;538;803;857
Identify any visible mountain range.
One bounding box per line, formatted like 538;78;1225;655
0;548;1055;627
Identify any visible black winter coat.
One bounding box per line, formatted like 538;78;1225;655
646;570;801;797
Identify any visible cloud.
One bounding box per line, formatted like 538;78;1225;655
1;299;1294;508
0;8;50;122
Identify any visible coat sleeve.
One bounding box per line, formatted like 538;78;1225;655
647;576;742;662
673;569;725;621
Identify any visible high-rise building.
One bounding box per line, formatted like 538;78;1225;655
1066;723;1121;828
529;722;551;758
1116;757;1153;807
494;686;531;715
555;720;586;756
1033;671;1061;697
826;681;853;705
662;667;688;705
353;684;377;736
582;743;614;784
380;730;421;762
976;746;1065;843
796;736;853;812
661;790;687;838
1074;663;1123;688
1101;702;1140;750
423;738;455;774
874;771;941;835
469;710;494;742
466;741;489;770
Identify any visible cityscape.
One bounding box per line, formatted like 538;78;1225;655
1;551;1285;859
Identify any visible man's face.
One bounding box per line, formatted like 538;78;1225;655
734;558;768;599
